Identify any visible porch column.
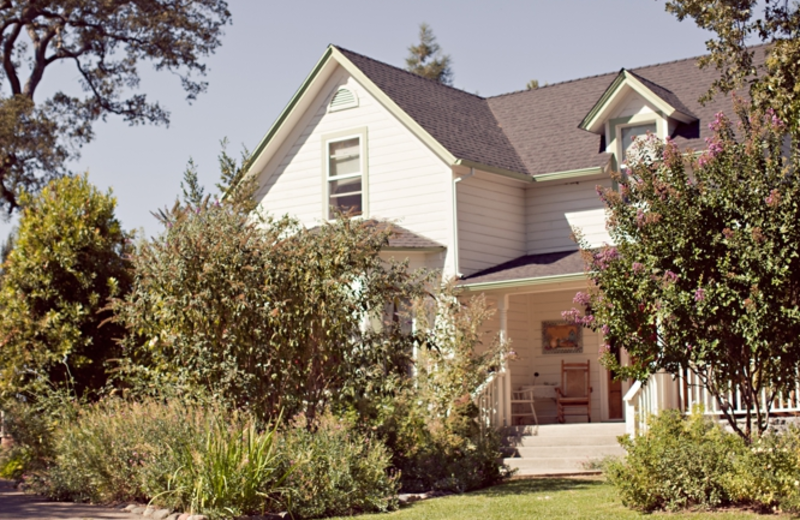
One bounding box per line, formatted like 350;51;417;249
498;294;512;426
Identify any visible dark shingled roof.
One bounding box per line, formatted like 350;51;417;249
461;251;585;285
335;45;768;178
363;221;445;250
337;47;529;174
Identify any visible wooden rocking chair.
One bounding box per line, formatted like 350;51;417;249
555;360;592;423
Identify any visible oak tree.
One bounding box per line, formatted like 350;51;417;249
0;1;231;212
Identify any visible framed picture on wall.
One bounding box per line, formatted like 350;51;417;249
542;320;582;354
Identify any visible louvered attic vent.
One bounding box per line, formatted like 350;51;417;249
329;87;358;112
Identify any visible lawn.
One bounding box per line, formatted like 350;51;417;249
330;477;791;520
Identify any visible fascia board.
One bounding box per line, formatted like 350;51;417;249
245;47;337;180
533;165;607;182
331;47;457;166
453;159;532;183
623;72;695;124
461;272;586;291
579;71;626;133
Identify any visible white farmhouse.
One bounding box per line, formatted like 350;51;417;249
245;45;757;471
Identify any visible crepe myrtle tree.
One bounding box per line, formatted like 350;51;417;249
564;101;800;441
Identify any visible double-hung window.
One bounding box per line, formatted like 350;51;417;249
327;136;363;218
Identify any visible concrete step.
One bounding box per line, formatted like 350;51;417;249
514;444;625;459
509;422;626;437
502;422;627;476
504;457;599;475
512;434;624;448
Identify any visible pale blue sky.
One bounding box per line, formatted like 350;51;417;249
2;1;716;239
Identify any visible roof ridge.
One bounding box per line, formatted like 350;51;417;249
488;42;771;100
333;44;486;100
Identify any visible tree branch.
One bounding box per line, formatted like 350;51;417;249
2;21;22;95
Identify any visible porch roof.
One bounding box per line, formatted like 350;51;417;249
460;250;585;286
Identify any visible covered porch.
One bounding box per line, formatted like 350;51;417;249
462;251;630;428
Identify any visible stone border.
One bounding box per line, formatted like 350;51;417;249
120;503;287;520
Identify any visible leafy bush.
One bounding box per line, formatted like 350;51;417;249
380;395;509;493
727;426;800;513
30;397;287;519
0;174;132;399
281;412;398;519
606;410;742;511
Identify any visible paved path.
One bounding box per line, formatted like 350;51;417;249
0;479;142;520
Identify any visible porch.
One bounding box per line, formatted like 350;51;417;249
467;278;629;429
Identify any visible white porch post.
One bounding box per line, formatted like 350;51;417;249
498;294;511;426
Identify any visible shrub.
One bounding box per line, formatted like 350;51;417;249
165;416;286;519
380;395;509;493
606;410;743;511
728;426;800;513
281;412;398;519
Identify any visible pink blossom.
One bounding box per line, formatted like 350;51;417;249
601;324;610;336
594;246;620;270
664;270;679;284
694;288;705;302
697;153;710;169
632;262;645;274
573;291;591;306
709;112;727;132
636;209;646;227
765;189;781;208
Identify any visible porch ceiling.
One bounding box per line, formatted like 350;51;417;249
460;250;585;285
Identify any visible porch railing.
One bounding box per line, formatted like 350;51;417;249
473;361;512;430
624;368;800;435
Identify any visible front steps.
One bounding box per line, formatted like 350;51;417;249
503;422;626;476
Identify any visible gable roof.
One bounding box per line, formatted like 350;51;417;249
578;69;697;134
249;44;767;182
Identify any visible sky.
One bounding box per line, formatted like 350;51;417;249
1;0;717;240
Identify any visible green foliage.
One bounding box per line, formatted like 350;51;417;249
568;104;800;440
526;79;540;90
282;412;398;519
727;426;800;513
369;286;510;493
0;1;231;211
34;397;289;519
112;160;429;423
0;174;132;399
165;414;286;518
608;411;800;514
665;0;800;142
405;23;453;85
381;396;509;493
607;411;742;511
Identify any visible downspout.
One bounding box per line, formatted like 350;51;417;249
452;167;475;278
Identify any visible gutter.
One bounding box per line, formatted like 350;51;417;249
452;167;475;278
461;272;586;292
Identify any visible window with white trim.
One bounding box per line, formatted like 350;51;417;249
327;136;363;218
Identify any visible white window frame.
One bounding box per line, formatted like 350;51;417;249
321;127;369;220
606;113;665;171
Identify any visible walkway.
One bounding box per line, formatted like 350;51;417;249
0;479;141;520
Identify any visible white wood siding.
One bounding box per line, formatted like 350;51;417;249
611;90;656;119
525;177;612;255
457;172;526;275
253;67;452;258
